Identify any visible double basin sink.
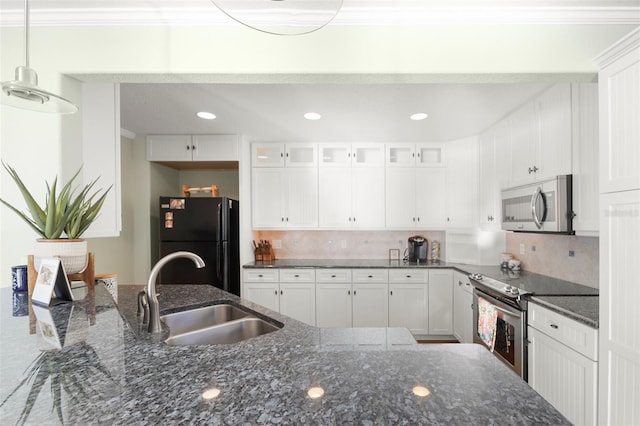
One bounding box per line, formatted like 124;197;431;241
160;302;282;346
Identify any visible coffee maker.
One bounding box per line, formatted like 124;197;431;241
408;235;428;263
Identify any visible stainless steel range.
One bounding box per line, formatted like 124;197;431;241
469;273;530;381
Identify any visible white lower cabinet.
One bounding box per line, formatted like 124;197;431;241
243;269;316;326
452;271;473;343
428;269;454;335
388;270;429;335
316;269;388;327
528;303;598;426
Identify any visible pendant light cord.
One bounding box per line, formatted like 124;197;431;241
24;0;30;68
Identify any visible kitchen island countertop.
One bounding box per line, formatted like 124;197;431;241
0;284;570;425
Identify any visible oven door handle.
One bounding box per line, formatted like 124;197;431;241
493;305;521;319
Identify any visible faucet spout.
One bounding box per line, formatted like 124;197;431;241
147;251;205;333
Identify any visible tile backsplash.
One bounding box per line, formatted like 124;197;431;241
252;231;446;261
506;233;599;289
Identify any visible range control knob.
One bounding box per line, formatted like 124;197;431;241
470;273;483;280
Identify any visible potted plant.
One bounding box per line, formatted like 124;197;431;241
0;161;111;274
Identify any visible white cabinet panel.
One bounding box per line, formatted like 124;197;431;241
386;143;416;167
535;84;572;180
243;269;279;283
416;168;447;228
453;271;473;343
599;53;640;193
428;269;453;335
319;167;352;228
316;283;352;328
192;135;239;161
571;83;600;234
243;282;279;312
385;168;416;227
528;326;598;426
351;167;385;228
279;282;316;326
285;144;317;167
509;102;538;184
146;135;193;161
389;283;428;335
251;168;284;228
352;283;389;327
316;269;351;283
252;143;285;167
285;168;318;228
445;137;478;229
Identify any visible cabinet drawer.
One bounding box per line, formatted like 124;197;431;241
316;269;352;283
388;269;428;283
352;269;388;283
279;268;316;283
243;269;279;283
528;302;598;361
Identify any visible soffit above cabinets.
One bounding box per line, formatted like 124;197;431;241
1;1;639;27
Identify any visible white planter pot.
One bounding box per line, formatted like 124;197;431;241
34;239;88;274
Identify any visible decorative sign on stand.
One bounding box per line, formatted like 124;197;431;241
31;257;75;306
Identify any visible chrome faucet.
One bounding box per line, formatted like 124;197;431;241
146;251;205;333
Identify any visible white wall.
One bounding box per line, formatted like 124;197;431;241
1;23;637;285
179;170;239;200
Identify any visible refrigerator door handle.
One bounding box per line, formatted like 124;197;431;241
217;202;222;243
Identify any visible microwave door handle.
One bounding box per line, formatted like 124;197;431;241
531;187;544;229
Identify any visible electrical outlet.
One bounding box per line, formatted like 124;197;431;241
293;239;299;246
531;245;536;252
519;243;525;255
569;250;575;257
273;240;282;249
341;240;347;249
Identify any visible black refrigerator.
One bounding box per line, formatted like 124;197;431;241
158;196;240;296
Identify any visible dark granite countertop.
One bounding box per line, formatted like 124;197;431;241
0;285;570;425
529;296;599;328
244;260;599;327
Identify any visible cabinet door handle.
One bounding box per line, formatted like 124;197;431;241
390;290;393;296
294;274;300;278
417;217;420;222
186;145;191;150
280;290;283;295
406;275;412;278
274;290;278;295
550;324;559;329
192;145;196;150
458;281;463;286
412;217;416;222
368;275;373;278
281;217;285;222
331;274;336;278
353;290;357;296
258;274;263;278
348;290;351;295
349;217;352;222
280;152;284;158
353;217;356;222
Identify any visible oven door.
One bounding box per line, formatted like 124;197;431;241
473;288;527;380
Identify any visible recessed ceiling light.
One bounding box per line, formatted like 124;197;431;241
304;112;322;120
197;111;216;120
410;113;428;121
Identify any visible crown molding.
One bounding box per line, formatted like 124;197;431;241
1;0;639;27
594;26;640;67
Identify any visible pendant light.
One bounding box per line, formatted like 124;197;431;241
211;0;343;36
1;0;78;114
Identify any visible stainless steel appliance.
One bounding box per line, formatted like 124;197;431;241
501;174;573;234
159;196;240;295
407;236;428;262
469;273;530;380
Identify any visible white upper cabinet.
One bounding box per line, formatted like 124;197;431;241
147;134;239;162
252;143;317;168
191;135;239;161
445;136;479;229
147;135;192;161
597;42;640;193
319;143;385;228
508;84;572;186
571;83;600;235
251;143;318;229
479;121;511;231
385;143;447;229
386;143;445;168
251;167;318;229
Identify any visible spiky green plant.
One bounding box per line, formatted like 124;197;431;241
0;161;111;239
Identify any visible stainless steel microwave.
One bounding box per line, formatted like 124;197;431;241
501;175;573;234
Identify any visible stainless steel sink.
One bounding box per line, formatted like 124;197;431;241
161;304;250;336
164;317;280;346
160;303;282;346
